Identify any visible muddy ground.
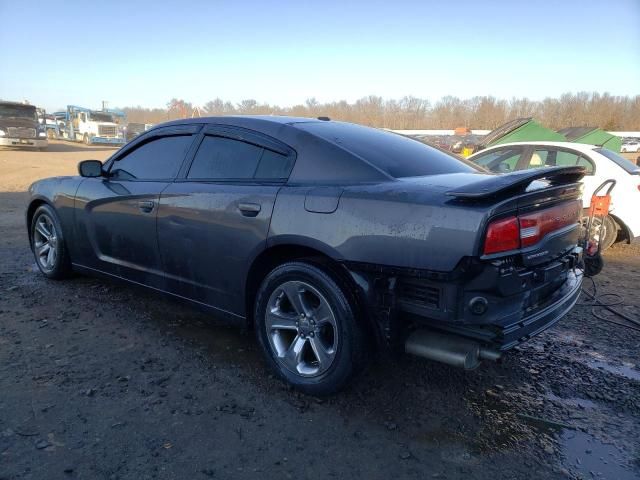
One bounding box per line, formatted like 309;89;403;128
1;143;639;479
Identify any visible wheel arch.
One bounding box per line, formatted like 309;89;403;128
244;242;379;349
26;197;52;247
609;213;633;244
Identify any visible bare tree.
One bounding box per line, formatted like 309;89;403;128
118;92;640;130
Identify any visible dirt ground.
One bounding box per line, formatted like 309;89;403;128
1;142;639;480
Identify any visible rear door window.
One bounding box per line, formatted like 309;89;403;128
527;149;594;174
188;135;294;180
471;148;524;173
110;135;195;180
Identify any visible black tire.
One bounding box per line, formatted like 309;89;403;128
599;215;618;251
30;204;72;279
83;134;91;146
254;261;368;395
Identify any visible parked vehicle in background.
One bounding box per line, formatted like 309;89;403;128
0;101;48;150
124;122;153;141
469;141;640;250
54;105;127;146
37;109;60;139
621;141;640;153
27;116;590;394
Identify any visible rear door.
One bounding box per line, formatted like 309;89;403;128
156;125;296;316
74;125;200;287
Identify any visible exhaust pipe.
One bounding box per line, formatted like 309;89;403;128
405;329;501;370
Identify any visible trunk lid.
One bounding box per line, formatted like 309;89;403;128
445;166;586;266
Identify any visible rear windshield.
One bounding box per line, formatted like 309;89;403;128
595;148;640;174
298;122;480;178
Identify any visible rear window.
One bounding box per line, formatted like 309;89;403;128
298;122;480;178
595;148;640;174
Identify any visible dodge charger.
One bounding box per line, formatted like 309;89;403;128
27;116;588;394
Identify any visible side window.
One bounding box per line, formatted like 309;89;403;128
188;135;294;180
528;149;594;174
110;135;194;180
472;148;523;173
254;149;295;179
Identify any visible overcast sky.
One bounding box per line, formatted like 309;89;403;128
1;0;639;112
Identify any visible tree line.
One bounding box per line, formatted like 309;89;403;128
120;92;640;131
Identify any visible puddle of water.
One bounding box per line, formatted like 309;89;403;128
560;430;637;480
588;360;640;381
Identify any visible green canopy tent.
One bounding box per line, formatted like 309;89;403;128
557;127;622;153
479;117;565;148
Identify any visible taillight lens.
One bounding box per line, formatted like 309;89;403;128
483;201;581;255
484;216;519;255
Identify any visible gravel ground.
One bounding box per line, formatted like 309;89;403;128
1;144;639;479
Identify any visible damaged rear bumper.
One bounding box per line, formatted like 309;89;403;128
428;268;582;351
345;247;583;356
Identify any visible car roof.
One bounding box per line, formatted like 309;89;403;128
476;141;600;154
159;115;323;128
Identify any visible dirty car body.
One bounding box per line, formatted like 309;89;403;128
26;116;587;394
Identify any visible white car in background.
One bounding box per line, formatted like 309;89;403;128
621;141;640;153
468;141;640;250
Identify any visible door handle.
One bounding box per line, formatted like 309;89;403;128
238;202;261;217
138;200;155;213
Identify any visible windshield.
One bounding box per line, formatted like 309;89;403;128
90;112;115;122
0;104;37;120
298;122;482;178
595;147;640;174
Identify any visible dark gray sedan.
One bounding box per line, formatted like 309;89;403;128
27;116;587;394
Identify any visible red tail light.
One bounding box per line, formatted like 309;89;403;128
483;201;581;255
484;216;519;255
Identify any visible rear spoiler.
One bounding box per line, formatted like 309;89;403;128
446;166;586;199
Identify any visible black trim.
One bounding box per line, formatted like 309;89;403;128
104;128;202;182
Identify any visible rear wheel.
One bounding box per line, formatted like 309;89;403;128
31;204;72;279
254;261;367;395
591;215;618;251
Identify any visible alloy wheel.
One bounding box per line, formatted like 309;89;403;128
265;280;338;377
33;214;58;271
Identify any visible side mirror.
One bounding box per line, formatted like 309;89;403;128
78;160;103;177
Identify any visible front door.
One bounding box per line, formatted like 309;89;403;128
74;129;199;287
156;127;296;316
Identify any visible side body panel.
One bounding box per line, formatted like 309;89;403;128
269;180;488;272
73;178;170;287
156;182;280;315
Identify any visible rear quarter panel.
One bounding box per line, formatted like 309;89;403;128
268;183;488;272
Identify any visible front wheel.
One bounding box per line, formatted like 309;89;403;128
83;134;91;145
31;204;72;279
254;262;368;395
